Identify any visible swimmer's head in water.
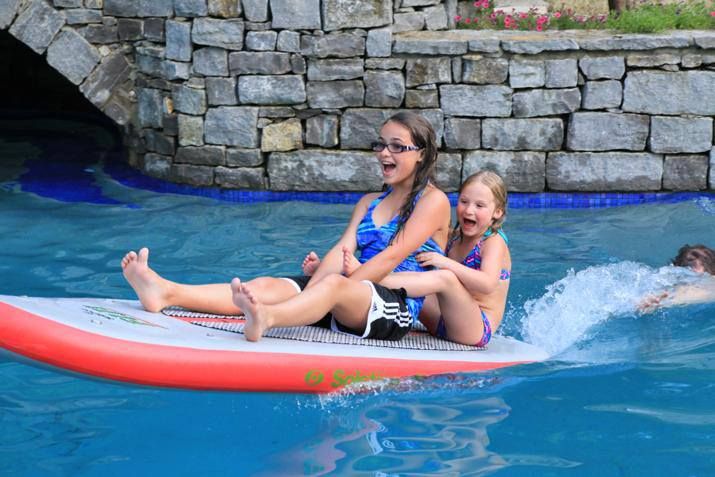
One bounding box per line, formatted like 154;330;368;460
672;244;715;275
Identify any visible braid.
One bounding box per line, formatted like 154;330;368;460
390;163;435;245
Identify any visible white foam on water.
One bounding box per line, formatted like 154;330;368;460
695;197;715;216
519;262;695;357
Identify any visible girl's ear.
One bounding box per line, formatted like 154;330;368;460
493;208;504;221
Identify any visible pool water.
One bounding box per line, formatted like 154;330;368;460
1;116;715;476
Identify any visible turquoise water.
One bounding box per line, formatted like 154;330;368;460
1;118;715;476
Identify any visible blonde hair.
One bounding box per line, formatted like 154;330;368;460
458;170;508;232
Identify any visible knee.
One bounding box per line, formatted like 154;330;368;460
435;269;460;287
310;273;348;291
247;276;277;292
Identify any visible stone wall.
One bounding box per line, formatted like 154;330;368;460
1;0;714;192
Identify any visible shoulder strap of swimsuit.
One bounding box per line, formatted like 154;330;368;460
483;228;508;244
367;187;392;212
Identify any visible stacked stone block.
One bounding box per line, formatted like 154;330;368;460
1;0;714;192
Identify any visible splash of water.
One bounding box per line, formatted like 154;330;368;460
520;262;694;357
695;197;715;216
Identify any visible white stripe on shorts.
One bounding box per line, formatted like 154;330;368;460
359;280;411;338
279;277;302;294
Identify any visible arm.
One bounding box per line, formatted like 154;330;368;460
417;235;508;295
305;194;375;287
668;284;715;306
349;187;451;284
639;278;715;312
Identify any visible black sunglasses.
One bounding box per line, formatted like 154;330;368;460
370;141;422;154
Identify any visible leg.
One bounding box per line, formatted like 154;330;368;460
418;294;441;334
379;269;457;298
428;272;487;346
121;247;299;314
232;274;372;341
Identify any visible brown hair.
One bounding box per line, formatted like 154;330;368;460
384;111;439;243
672;244;715;274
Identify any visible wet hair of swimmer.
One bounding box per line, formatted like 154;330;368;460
672;244;715;275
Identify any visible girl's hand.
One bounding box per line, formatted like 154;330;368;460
342;246;361;277
416;252;452;269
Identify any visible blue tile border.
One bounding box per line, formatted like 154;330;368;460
507;191;714;209
106;162;714;209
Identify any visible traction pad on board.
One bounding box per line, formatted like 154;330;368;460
162;307;486;351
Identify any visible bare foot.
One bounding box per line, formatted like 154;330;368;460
231;278;272;342
302;251;321;276
121;247;172;312
342;246;361;277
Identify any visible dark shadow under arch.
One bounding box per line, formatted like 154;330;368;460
0;29;121;126
0;29;130;203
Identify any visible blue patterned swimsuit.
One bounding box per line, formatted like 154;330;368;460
434;228;510;348
356;188;444;321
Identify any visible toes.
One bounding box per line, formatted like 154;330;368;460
138;247;149;264
240;283;256;304
231;277;241;294
121;251;137;268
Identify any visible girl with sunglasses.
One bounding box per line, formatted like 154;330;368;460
121;112;451;342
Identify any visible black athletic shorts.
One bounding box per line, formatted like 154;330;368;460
281;275;413;341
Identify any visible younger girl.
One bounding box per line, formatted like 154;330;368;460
308;171;511;347
390;171;511;347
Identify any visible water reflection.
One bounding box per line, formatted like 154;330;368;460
267;382;511;476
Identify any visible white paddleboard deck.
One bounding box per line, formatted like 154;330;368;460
0;295;549;393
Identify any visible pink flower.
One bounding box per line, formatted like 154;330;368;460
553;11;561;18
455;15;462;22
710;11;715;17
519;12;528;19
464;17;471;23
536;24;543;31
